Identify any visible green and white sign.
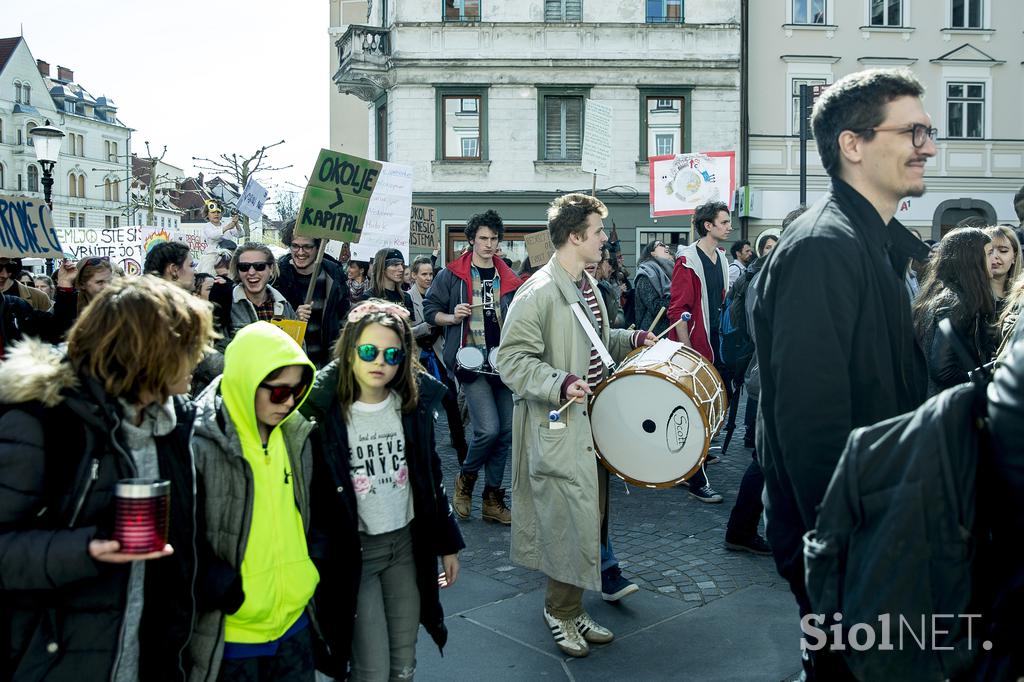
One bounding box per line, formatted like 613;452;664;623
295;149;383;242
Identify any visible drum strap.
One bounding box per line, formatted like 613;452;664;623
570;302;615;370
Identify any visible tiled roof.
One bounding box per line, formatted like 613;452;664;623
0;37;22;74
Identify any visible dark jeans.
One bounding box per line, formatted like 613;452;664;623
726;451;764;542
461;375;513;488
744;396;757;445
217;626;315;682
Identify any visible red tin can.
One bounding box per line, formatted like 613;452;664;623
113;479;170;554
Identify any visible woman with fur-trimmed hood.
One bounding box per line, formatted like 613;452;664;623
0;276;215;682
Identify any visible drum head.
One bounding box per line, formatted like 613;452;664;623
590;372;709;488
487;348;499;372
455;346;485;370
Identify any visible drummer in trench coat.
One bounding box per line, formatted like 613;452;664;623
496;193;651;658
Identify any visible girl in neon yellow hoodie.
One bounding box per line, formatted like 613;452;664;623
190;322;322;682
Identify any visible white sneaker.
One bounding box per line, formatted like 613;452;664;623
543;609;589;657
573;611;615;644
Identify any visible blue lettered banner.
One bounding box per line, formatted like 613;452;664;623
0;193;64;258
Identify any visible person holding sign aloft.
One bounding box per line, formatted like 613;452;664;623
198;202;242;274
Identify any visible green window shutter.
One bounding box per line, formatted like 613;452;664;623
544;97;563;158
564;97;583;159
545;0;581;21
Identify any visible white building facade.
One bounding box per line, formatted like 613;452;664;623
743;0;1024;239
0;37;131;233
332;0;741;265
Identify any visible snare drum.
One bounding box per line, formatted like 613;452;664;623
487;347;500;373
589;340;727;488
454;346;486;383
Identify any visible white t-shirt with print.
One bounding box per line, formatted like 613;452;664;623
345;392;415;535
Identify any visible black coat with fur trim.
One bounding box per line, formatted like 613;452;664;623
0;340;201;682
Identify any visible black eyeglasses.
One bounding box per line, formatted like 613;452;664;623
258;381;309;405
237;262;272;273
855;123;938;149
290;243;317;252
355;344;405;366
0;261;18;273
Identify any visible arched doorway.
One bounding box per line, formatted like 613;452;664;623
931;198;996;239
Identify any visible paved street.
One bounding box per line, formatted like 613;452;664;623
421;396;804;681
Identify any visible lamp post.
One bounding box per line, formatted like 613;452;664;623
29;119;66;210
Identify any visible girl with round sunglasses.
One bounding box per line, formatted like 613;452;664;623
190;322;330;681
300;299;464;680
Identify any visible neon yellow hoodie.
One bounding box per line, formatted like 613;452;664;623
220;322;320;644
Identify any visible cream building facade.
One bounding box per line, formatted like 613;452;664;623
0;37;131;233
743;0;1024;239
331;0;741;265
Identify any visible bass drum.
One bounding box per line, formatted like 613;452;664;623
589;340;727;488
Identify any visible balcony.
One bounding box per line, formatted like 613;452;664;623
334;25;393;102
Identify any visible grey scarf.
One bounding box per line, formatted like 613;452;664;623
634;257;674;296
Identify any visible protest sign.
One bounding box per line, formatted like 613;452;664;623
52;225;209;275
649;152;736;217
349;161;414;263
524;230;555;267
271;319;307;347
409;205;438;250
237;178;269;221
0;193;64;259
581;99;613;177
294;149;382;243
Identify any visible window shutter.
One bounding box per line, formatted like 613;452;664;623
544;97;562;158
544;0;561;21
566;0;582;20
564;97;583;159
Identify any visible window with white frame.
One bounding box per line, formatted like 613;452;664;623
647;0;683;23
792;78;828;134
950;0;982;28
655;134;675;156
947;82;984;138
870;0;902;26
461;138;479;158
793;0;826;24
443;0;480;21
545;0;582;21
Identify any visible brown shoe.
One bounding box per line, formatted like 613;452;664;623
482;486;512;525
453;471;477;519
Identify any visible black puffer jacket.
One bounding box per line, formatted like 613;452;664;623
0;340;201;682
300;364;464;679
275;254;351;366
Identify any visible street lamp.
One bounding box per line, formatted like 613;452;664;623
29;119;66;209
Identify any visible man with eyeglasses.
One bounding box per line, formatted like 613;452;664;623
750;68;933;681
275;221;349;367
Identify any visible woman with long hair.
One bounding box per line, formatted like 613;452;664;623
367;247;413;314
302;300;464;680
912;227;998;396
347;259;370;304
983;224;1022;303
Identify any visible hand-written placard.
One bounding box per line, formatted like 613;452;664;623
524;230;555;267
409;205;438;249
350;162;414;262
52;225;209;276
0;193;64;258
649;151;736;217
581;99;613;177
295;149;382;242
237;178;269;221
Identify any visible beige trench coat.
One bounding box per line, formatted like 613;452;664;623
497;255;636;591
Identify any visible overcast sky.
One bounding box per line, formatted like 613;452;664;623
3;1;329;206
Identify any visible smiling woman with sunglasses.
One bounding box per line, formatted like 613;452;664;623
225;243;303;344
299;299;464;680
189;321;331;682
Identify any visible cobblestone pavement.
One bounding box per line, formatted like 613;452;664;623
433;395;791;606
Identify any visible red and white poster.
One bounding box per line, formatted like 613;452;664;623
649;151;736;217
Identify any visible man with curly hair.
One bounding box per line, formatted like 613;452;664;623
424;210;523;524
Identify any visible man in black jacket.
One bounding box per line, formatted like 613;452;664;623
276;221;349;367
751;68;933;680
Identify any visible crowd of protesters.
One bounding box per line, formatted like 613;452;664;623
3;67;1024;680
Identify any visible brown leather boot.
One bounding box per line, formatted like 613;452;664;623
453;471;477;519
482;486;512;525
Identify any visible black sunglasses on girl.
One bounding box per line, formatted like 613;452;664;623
237;262;272;272
355;344;405;366
258;382;309;405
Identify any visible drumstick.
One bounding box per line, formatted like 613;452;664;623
647;306;666;334
654;312;693;341
548;397;580;422
469;301;489;308
627;324;636;330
